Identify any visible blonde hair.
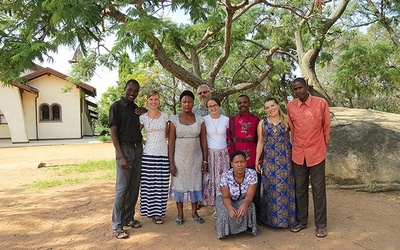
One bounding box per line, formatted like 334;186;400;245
265;97;288;128
146;90;159;99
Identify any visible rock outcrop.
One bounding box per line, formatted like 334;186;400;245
326;107;400;189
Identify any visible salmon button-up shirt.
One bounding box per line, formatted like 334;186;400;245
287;94;331;167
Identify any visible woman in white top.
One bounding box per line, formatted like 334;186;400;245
203;97;230;211
139;90;169;224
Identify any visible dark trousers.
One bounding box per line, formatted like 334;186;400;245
293;159;327;228
111;144;143;230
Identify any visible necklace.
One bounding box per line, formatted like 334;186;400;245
211;117;220;133
148;111;159;127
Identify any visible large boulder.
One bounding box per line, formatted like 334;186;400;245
326;107;400;187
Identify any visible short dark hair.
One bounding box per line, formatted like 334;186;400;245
292;77;307;87
206;97;221;107
179;90;195;102
237;94;250;103
124;79;140;90
230;151;246;161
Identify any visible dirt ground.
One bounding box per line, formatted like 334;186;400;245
0;142;399;250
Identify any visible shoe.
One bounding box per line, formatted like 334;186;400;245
212;211;217;219
290;224;307;233
256;220;265;226
152;216;163;224
124;220;142;228
113;228;129;239
316;227;327;238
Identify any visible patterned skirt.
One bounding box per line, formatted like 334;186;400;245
202;148;230;206
215;196;260;239
140;154;170;218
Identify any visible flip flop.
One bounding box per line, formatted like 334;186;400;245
175;217;184;226
193;216;205;224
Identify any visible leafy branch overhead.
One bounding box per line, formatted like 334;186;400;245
1;0;399;107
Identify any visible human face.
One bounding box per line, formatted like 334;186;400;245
124;83;140;102
197;86;211;105
231;154;247;175
292;81;309;102
207;99;220;116
264;100;279;118
181;95;194;113
146;94;159;110
236;96;250;114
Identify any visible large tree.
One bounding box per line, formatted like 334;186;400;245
1;0;350;104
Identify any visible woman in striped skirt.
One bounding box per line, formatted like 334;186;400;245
139;90;169;224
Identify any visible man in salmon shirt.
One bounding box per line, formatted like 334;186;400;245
287;77;331;238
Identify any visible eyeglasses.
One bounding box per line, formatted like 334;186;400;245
198;90;209;95
208;104;219;109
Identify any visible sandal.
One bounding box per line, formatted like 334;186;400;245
316;227;327;238
152;216;163;225
125;220;142;228
193;216;205;224
290;224;306;233
113;228;129;239
175;217;184;226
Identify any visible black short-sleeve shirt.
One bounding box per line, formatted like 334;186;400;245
109;98;142;144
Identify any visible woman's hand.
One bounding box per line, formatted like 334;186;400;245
228;207;238;219
237;203;248;218
255;162;262;174
201;161;208;174
170;164;178;176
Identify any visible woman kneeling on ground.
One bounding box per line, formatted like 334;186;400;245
215;151;260;239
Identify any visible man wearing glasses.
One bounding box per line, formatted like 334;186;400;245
193;84;225;117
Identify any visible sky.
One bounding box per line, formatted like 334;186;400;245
38;8;189;102
40;43;118;102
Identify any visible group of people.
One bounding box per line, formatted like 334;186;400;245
108;78;331;240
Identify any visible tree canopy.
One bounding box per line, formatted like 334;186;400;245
1;0;400;113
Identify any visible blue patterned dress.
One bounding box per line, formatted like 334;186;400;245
260;119;296;228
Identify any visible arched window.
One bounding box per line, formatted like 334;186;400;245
39;103;50;121
51;103;62;121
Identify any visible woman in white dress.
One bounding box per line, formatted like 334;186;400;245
168;90;208;226
139;90;169;224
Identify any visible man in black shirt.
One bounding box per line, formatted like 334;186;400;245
109;79;146;239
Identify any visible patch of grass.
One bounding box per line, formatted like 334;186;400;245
58;160;115;174
3;202;18;207
94;171;116;180
366;183;379;193
28;160;116;189
29;177;90;189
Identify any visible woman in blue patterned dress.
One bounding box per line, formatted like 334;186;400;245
255;97;296;228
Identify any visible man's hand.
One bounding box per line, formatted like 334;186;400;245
135;107;147;115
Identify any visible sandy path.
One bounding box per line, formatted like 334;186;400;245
0;142;399;249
